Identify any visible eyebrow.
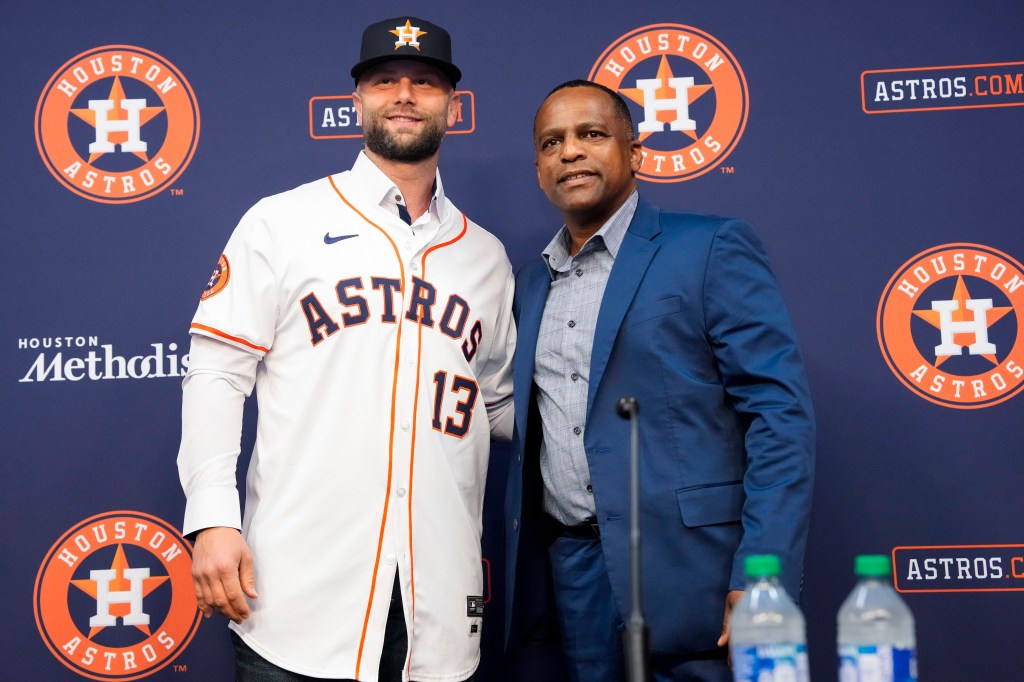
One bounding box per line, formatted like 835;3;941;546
536;120;609;137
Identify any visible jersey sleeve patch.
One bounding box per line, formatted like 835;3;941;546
200;254;230;301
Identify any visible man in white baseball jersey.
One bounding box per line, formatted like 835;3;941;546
177;16;514;682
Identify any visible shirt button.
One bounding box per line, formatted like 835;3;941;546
575;268;583;277
397;488;407;497
411;263;420;272
567;320;576;328
573;426;582;435
395;195;402;202
570;372;578;381
386;556;396;565
513;518;520;531
401;421;410;431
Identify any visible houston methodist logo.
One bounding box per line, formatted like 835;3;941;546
877;244;1024;408
590;24;748;183
34;511;200;680
35;46;199;203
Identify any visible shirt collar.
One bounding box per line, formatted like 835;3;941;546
351;150;447;223
541;190;639;278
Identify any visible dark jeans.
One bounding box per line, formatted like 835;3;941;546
232;574;408;682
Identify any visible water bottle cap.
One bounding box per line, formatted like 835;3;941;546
744;554;781;577
854;554;892;577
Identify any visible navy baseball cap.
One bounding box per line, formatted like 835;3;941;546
351;17;461;87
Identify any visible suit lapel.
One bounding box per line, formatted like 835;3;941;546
513;261;551;444
587;198;662;414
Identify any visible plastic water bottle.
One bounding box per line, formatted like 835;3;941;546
837;555;917;682
730;554;809;682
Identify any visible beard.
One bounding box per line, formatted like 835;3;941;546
362;106;448;163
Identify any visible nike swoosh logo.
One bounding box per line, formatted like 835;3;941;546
324;233;358;244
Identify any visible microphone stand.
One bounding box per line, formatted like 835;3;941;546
616;395;649;682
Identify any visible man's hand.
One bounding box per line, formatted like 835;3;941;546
191;527;258;623
717;589;745;650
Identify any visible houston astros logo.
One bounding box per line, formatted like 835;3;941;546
877;243;1024;408
392;20;426;50
201;254;230;300
34;511;200;680
590;24;748;183
35;46;199;203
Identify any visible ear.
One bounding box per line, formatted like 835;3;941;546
352;90;363;127
446;91;461;129
629;139;643;173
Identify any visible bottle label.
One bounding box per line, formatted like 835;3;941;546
838;645;917;682
733;643;809;682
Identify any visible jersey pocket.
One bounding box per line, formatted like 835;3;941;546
675;481;744;527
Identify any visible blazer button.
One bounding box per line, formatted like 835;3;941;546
513;518;520;531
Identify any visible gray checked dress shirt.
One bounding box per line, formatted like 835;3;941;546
535;191;639;525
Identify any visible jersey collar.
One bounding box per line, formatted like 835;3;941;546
351;150;448;225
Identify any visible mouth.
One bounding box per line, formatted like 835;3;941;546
559;170;597;184
385;112;423;125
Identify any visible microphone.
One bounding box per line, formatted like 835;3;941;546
616;395;639;418
618;395;649;681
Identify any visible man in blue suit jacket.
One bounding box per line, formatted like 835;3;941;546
503;80;815;681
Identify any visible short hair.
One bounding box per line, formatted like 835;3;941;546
534;79;635;139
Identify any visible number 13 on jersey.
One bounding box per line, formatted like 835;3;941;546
431;370;478;438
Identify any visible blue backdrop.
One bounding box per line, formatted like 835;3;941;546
4;1;1023;680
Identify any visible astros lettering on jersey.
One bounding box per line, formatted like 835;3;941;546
178;151;515;680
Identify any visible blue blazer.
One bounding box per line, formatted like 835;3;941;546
503;197;815;656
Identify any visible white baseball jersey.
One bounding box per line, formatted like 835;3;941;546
177;152;515;680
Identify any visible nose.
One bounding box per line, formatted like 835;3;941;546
393;77;416;104
560;134;584;162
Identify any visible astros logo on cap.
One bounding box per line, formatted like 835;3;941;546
590;24;748;183
35;45;199;203
877;243;1024;408
34;511;200;680
391;20;426;50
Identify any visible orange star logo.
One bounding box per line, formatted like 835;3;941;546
69;76;165;163
391;20;426;50
619;56;714;143
70;544;169;638
913;275;1013;367
877;244;1024;409
35;511;201;679
589;25;748;182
